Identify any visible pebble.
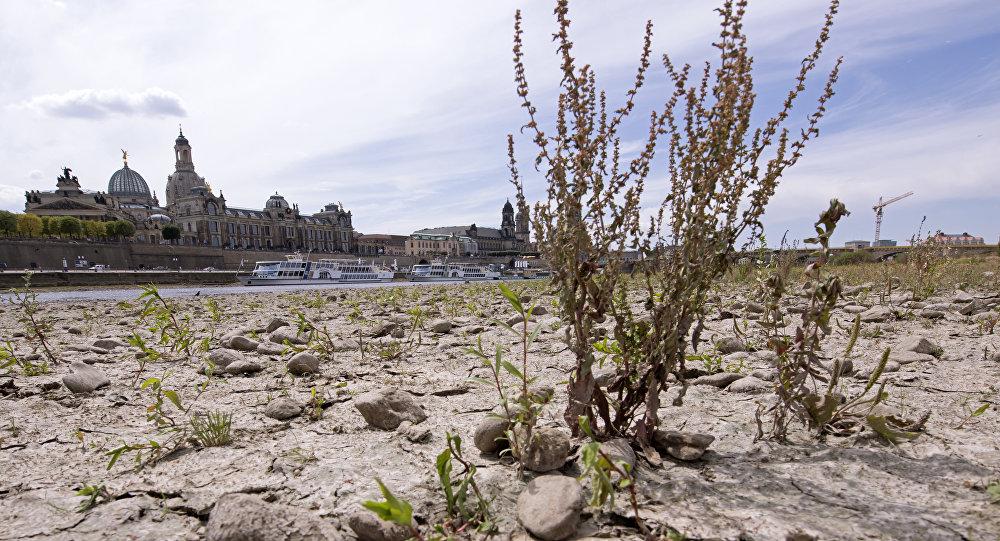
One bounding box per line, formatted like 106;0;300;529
264;397;302;420
225;359;263;375
397;420;432;443
428;319;452;334
714;336;746;354
265;318;289;333
227;335;260;352
860;305;893;323
725;375;771;393
93;338;127;350
205;493;334;541
208;349;246;370
888;351;936;365
513;426;571;473
691;372;743;388
473;415;510;454
516;475;585;540
653;430;715;461
62;361;110;393
270;326;308;345
355;388;427;430
897;336;943;357
347;511;411;541
286;351;320;376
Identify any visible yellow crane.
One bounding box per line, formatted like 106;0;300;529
873;191;914;245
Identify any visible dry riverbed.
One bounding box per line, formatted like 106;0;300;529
1;281;999;540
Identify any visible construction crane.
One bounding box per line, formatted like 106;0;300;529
873;191;914;245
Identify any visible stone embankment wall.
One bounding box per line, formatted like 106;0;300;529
0;239;528;272
0;270;237;288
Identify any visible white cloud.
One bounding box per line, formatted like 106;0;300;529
27;169;43;180
14;88;186;119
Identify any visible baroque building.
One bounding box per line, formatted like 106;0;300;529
25;129;356;252
407;199;529;256
164;129;355;252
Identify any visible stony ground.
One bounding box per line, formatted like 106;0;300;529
1;277;999;541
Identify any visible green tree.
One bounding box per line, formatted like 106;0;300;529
57;216;83;238
161;224;181;242
0;211;17;236
17;214;43;237
83;220;106;239
0;211;17;235
105;220;135;240
40;216;53;236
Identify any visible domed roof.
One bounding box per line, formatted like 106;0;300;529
176;126;189;146
265;193;289;210
148;213;171;223
503;199;514;212
108;164;151;198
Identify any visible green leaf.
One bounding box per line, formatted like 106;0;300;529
140;377;160;389
436;448;455;515
467;377;492;387
970;403;990;417
498;283;523;313
527;325;543;347
500;361;524;381
162;390;183;410
361;478;413;528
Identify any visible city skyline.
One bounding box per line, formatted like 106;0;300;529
1;0;998;243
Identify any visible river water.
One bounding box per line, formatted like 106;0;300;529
2;279;473;304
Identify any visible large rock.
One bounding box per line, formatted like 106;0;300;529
513;426;571;473
205;493;335;541
265;397;303;420
473;416;510;454
228;335;260;352
516;475;585;540
287;352;320;376
691;372;743;388
355;388;427;430
898;336;943;357
653;430;715;461
62;361;110;394
270;326;308;345
347;511;410;541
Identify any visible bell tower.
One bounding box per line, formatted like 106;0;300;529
501;199;515;238
165;126;207;210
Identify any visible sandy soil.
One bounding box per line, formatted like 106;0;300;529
1;281;998;540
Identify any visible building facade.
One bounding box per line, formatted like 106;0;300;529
408;200;529;256
356;234;408;256
932;231;985;245
25;129;356;252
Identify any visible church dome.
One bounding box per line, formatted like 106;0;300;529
148;213;171;223
265;193;289;210
108;164;151;199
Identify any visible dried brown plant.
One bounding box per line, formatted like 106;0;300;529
509;0;842;453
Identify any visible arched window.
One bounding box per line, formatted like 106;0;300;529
206;202;218;215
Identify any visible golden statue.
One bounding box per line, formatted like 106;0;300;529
121;149;128;166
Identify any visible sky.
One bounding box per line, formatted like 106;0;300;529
1;0;998;245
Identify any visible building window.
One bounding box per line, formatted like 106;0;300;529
210;221;219;233
263;225;271;236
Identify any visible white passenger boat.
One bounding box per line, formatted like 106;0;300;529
239;254;393;286
410;261;501;281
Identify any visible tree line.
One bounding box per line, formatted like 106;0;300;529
0;211;180;240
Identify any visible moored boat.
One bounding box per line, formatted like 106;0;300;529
410;261;500;281
239;253;393;285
